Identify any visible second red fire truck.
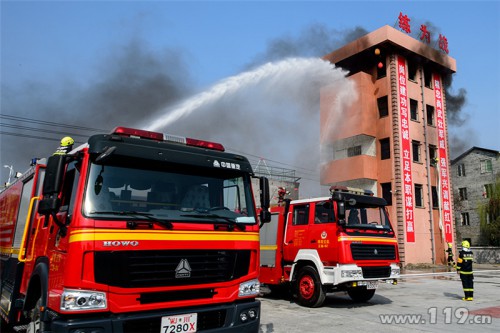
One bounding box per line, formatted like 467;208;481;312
260;186;400;307
0;127;270;333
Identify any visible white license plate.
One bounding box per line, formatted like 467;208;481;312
161;313;197;333
366;281;378;290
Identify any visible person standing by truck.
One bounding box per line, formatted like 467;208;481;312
456;240;474;301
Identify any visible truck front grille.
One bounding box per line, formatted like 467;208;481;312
350;244;396;260
94;250;250;288
361;266;391;279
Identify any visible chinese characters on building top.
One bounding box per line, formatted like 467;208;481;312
398;12;449;54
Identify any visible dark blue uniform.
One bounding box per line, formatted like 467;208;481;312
456;248;473;300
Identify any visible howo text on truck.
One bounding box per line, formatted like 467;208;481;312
0;127;271;333
260;186;400;307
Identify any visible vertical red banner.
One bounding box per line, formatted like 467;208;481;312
397;56;415;242
433;74;453;243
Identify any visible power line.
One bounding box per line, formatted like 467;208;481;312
0;131;85;145
0;114;109;132
1;124;94;138
1;114;320;180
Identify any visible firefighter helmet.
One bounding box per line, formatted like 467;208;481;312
461;240;470;248
61;136;74;147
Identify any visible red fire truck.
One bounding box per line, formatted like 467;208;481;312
260;186;400;307
0;127;271;333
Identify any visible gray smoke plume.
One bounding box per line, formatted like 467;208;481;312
1;38;193;182
443;76;471;159
247;24;368;68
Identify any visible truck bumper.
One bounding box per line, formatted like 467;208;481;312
325;263;400;286
46;300;260;333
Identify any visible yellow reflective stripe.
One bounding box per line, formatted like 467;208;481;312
0;247;19;255
463;288;474;291
260;245;278;251
337;236;397;243
69;229;259;243
459;271;473;274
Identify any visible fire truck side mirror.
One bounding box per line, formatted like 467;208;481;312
38;155;66;214
259;177;271;223
337;201;346;226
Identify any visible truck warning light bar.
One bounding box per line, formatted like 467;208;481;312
112;126;225;151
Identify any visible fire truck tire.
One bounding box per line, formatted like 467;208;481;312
26;298;42;333
347;287;376;302
295;265;326;308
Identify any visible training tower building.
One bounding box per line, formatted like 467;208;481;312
320;25;457;266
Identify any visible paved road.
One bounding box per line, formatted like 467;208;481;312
259;268;500;333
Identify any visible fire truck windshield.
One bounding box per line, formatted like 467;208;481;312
344;203;392;231
83;162;257;225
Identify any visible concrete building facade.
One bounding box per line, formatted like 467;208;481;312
320;25;457;265
451;147;500;246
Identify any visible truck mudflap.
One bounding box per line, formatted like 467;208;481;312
44;300;260;333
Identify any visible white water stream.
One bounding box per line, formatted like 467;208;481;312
144;57;357;196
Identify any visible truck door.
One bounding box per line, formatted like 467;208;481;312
307;201;337;263
283;203;310;261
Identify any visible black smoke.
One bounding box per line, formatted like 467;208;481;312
1;38;193;182
247;24;368;69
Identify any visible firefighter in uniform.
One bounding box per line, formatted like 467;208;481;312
53;136;74;155
456;240;474;301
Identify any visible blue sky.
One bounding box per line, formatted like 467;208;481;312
1;0;499;193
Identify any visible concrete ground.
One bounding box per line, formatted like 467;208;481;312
259;264;500;333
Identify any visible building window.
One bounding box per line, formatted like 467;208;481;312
480;159;493;173
457;163;466;177
432;186;439;209
377;96;389;117
347;145;362;157
414;184;423;207
292;205;310;226
461;212;470;226
429;145;438;166
459;187;468;201
424;66;433;88
412;140;421;162
380;138;391;160
410;99;418;121
426;105;435;126
408;61;417;81
483;184;494;198
381;182;392;206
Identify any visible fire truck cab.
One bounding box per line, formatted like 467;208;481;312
0;127;270;333
260;186;400;307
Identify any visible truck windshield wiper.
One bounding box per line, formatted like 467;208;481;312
91;211;173;230
180;213;246;231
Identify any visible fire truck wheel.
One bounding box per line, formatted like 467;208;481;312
347;287;376;302
295;265;326;308
26;298;42;333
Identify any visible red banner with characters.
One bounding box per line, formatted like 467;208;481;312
397;56;415;242
433;74;453;243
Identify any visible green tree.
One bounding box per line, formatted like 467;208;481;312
479;175;500;246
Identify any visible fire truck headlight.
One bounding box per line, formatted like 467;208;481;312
391;267;400;277
341;270;363;279
61;289;107;311
238;279;260;297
